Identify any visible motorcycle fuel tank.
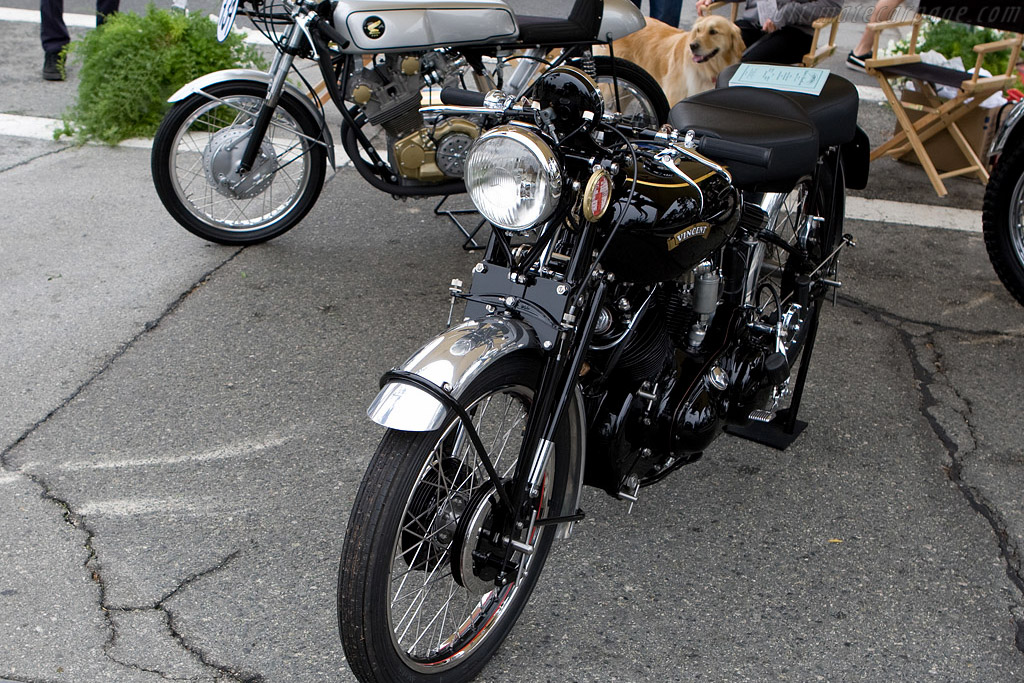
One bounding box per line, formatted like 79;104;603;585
601;146;739;283
334;0;518;52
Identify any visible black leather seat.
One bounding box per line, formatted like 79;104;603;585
717;65;860;149
668;87;819;191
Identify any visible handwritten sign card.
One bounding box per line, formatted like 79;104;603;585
728;63;829;96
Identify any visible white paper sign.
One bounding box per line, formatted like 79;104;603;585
728;63;830;96
756;0;778;24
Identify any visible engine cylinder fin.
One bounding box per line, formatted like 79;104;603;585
658;285;696;348
618;306;672;382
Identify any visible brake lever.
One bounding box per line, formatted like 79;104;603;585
653;149;705;215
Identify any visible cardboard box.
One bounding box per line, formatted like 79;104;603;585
895;88;997;176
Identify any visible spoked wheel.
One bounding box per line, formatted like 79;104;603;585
983;142;1024;306
748;156;843;362
339;356;569;683
592;56;670;129
151;81;327;245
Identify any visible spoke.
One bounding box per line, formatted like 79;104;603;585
408;581;463;653
437;585;455;652
387;381;535;664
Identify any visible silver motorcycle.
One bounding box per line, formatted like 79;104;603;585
149;0;669;245
984;98;1024;306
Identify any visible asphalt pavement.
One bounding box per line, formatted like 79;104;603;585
1;2;1024;681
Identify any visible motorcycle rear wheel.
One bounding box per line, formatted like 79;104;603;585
983;142;1024;306
592;56;670;128
338;355;570;683
151;81;327;245
751;154;843;361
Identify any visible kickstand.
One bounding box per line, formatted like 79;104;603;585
724;304;822;451
434;195;488;251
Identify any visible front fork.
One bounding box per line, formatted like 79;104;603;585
238;23;303;173
488;278;607;584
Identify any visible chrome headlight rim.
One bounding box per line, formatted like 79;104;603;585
464;123;563;232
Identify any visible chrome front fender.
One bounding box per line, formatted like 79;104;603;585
368;314;586;538
168;69;336;169
368;316;538;432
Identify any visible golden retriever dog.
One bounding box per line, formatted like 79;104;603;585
611;14;744;105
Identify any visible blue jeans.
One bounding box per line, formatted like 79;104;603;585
629;0;683;28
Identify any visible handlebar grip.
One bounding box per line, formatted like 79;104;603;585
697;137;772;168
439;87;488;107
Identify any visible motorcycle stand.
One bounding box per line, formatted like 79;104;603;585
434;195;487;251
724;304;821;451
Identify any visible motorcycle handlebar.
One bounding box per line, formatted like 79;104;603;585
439;87;488;107
430;89;772;170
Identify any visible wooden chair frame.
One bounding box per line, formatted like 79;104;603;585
864;14;1023;196
704;1;839;67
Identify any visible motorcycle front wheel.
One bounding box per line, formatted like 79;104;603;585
983;142;1024;306
151;81;327;245
591;56;670;129
338;355;570;683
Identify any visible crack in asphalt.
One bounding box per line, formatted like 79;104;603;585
0;144;72;174
839;294;1024;653
106;550;265;682
0;250;263;682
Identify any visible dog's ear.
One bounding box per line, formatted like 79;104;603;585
726;21;745;64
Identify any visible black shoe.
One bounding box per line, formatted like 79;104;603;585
846;50;871;72
43;51;65;81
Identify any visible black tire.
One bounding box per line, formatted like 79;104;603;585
339;355;570;683
592;56;670;129
983;142;1024;306
151;81;327;245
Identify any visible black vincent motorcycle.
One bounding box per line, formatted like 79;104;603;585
337;64;869;682
149;0;669;246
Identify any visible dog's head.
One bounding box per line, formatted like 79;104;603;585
687;14;744;71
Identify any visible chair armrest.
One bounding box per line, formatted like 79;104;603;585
865;18;918;33
973;36;1023;54
868;14;922;60
811;16;836;30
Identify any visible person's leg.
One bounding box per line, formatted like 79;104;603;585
95;0;118;25
40;0;69;54
853;0;904;56
649;0;683;28
740;26;812;64
734;17;764;49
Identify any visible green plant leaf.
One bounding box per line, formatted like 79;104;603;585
62;4;267;145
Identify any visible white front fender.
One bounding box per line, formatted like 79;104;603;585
168;69;336;169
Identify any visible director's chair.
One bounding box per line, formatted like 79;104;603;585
864;5;1023;197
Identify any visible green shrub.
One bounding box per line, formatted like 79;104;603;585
57;6;266;144
889;18;1015;76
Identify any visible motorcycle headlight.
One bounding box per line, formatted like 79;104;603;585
464;125;562;231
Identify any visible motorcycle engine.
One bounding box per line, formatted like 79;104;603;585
348;52;481;181
586;269;784;497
